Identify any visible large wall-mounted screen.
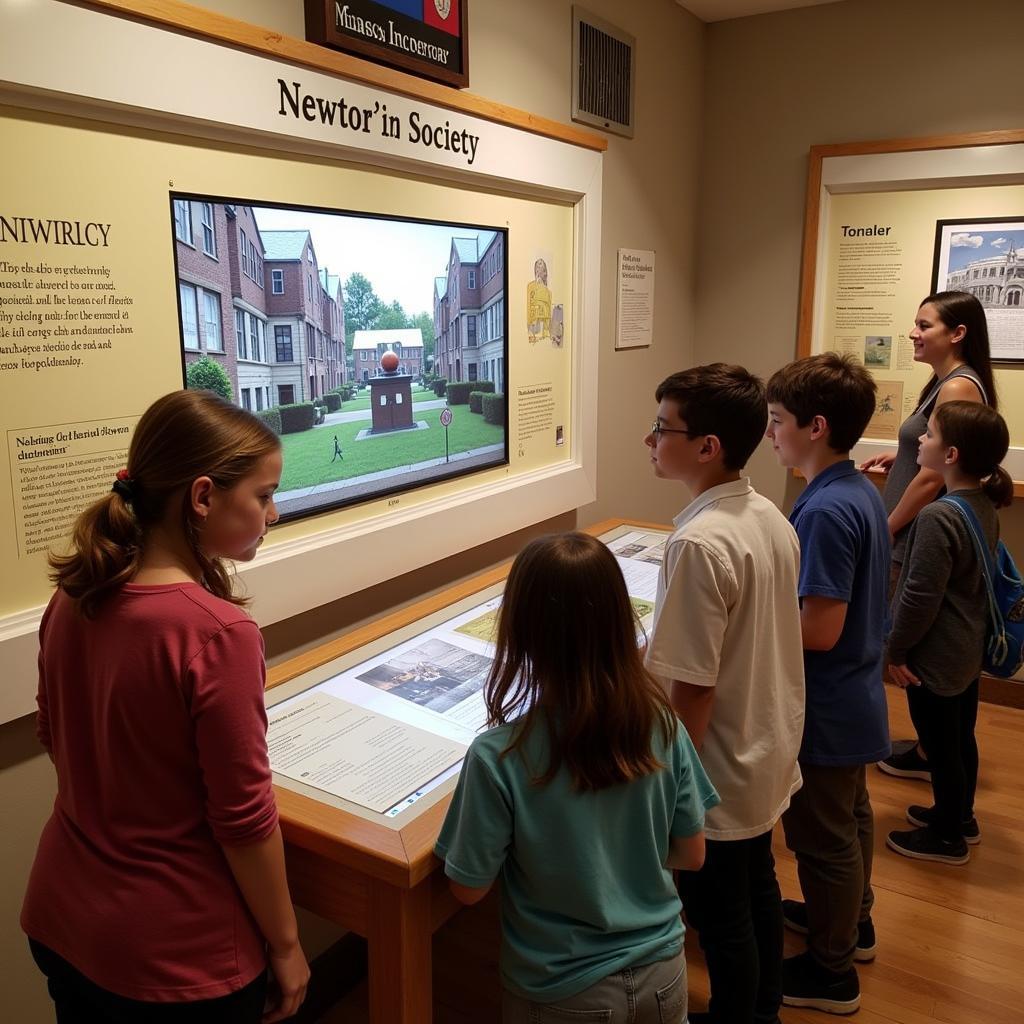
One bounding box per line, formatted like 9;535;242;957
170;194;509;521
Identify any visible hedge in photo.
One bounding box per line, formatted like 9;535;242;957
278;402;317;434
324;393;342;412
469;390;484;413
185;356;232;402
446;382;476;405
254;407;282;435
432;378;447;397
481;392;505;425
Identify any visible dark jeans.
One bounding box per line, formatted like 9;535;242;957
782;763;873;975
677;829;783;1024
907;678;980;841
29;940;267;1023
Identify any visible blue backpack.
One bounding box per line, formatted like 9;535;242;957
940;495;1024;679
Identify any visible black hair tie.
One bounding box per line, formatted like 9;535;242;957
112;468;135;502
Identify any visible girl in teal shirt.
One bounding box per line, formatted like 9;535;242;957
435;531;719;1023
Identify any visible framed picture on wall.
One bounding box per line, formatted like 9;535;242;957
932;217;1024;362
304;0;470;89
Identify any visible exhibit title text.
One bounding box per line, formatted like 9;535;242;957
621;252;653;279
277;80;480;166
0;217;111;247
840;224;892;237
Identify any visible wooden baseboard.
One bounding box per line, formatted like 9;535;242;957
981;673;1024;710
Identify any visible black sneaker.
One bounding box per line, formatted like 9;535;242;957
906;805;981;845
877;745;931;781
782;899;876;962
886;826;969;864
782;951;860;1014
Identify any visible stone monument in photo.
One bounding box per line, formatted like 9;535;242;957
369;351;414;433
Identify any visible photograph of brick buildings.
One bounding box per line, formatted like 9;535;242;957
171;198;508;519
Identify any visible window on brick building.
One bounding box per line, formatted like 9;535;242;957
272;269;284;294
202;291;222;351
174;200;193;245
200;204;216;257
275;325;293;362
278;384;294;405
179;283;199;349
235;309;248;360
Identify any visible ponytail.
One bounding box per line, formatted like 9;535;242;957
48;390;280;618
983;466;1015;510
49;489;143;618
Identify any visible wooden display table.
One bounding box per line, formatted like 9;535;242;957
265;518;668;1024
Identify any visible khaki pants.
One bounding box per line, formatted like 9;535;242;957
782;763;874;974
501;951;686;1024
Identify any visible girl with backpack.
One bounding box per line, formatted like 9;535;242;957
885;401;1013;865
861;291;996;781
435;531;718;1023
21;389;309;1022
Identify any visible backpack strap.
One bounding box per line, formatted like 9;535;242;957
939;495;1007;661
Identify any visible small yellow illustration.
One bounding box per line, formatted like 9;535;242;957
527;257;552;343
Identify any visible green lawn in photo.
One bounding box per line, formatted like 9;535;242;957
278;410;504;491
340;385;436;413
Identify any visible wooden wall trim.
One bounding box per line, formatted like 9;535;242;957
74;0;609;152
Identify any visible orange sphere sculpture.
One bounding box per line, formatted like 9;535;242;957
380;351;400;373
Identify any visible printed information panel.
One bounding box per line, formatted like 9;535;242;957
267;528;669;819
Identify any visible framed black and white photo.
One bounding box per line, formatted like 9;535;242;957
933;217;1024;362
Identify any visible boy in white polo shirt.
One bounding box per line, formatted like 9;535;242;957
644;364;805;1024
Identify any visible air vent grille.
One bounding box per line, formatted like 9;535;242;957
572;8;636;138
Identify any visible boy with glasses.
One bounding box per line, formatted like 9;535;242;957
644;364;805;1024
766;353;891;1015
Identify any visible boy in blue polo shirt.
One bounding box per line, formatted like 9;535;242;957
766;353;891;1015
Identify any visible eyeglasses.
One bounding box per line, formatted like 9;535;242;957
650;421;701;438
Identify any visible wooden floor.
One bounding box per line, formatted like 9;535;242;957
319;691;1024;1023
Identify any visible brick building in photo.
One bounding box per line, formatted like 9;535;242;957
433;232;505;391
262;228;345;405
353;328;424;381
175;205;346;410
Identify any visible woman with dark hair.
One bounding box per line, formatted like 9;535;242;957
860;291;996;780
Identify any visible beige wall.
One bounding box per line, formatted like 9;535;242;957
2;2;704;1020
696;0;1024;546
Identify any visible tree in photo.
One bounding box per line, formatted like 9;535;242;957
376;299;410;331
410;310;435;363
185;356;233;402
343;272;383;354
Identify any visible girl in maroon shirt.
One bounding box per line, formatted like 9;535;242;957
22;390;309;1023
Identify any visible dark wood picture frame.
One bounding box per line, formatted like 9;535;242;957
304;0;470;89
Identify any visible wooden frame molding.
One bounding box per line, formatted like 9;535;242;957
75;0;608;152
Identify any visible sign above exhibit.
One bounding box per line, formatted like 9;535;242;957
305;0;470;89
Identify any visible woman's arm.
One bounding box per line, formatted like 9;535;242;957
222;827;309;1024
887;467;944;539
